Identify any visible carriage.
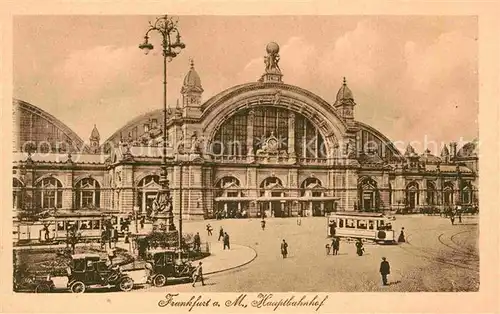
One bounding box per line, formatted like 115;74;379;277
145;249;196;287
327;212;396;244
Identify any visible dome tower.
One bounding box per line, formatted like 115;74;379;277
333;77;356;125
181;59;204;109
89;124;100;153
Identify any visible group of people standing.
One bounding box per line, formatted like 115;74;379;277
205;224;231;250
326;237;340;255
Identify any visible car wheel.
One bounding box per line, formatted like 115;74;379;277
35;283;51;293
119;277;134;292
153;274;167;287
70;281;86;293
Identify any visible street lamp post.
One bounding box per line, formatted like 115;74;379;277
139;16;186;239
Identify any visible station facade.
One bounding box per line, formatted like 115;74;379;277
12;43;478;221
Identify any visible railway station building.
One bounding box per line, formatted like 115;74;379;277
12;42;478;221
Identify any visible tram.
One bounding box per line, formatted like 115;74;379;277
14;211;131;244
326;212;396;244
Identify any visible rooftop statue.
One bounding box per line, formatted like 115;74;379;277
264;42;281;74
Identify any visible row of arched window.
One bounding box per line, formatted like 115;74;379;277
13;174;475;211
13;177;101;210
358;177;474;211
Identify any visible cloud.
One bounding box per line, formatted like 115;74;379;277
235;19;477;153
52;45;151;99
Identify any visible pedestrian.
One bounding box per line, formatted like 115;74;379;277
112;227;119;248
458;213;462;223
192;262;205;287
331;237;336;255
107;248;116;266
325;243;331;255
261;219;266;231
355;239;364;256
398;227;406;243
194;232;201;252
333;237;340;255
100;229;107;249
43;224;50;241
140;216;145;229
379;257;391;286
281;239;288;258
223;232;230;250
206;224;213;236
450;215;455;225
218;227;224;241
144;261;153;283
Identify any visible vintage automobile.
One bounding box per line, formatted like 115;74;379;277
146;249;196;287
13;271;55;293
66;253;134;293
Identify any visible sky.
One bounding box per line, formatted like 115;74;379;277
13;15;478;154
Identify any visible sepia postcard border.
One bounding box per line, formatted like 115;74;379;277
0;1;499;313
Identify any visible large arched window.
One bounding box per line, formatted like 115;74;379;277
137;175;161;214
212;107;326;158
13;178;24;209
426;181;436;205
36;177;63;209
75;178;101;209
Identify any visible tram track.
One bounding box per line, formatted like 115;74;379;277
438;230;478;258
400;233;479;272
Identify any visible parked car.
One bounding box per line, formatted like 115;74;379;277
66;253;134;293
13;271;55;293
145;249;196;287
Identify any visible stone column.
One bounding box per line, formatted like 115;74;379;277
288;111;296;162
380;172;390;210
62;172;73;209
246;109;255;162
246;167;258;217
202;167;214;219
120;164;134;213
186;163;204;220
288;169;299;216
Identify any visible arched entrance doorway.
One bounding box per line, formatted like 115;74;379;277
214;176;248;219
406;182;419;210
426;181;436;206
443;181;454;207
259;177;289;218
358;177;379;211
136;175;160;216
300;177;331;216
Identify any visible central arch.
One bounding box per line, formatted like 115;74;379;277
201;83;346;158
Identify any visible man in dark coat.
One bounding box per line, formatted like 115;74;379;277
281;239;288;258
333;237;340;255
223;232;230;250
194;232;201;251
218;227;224;241
379;257;390;286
